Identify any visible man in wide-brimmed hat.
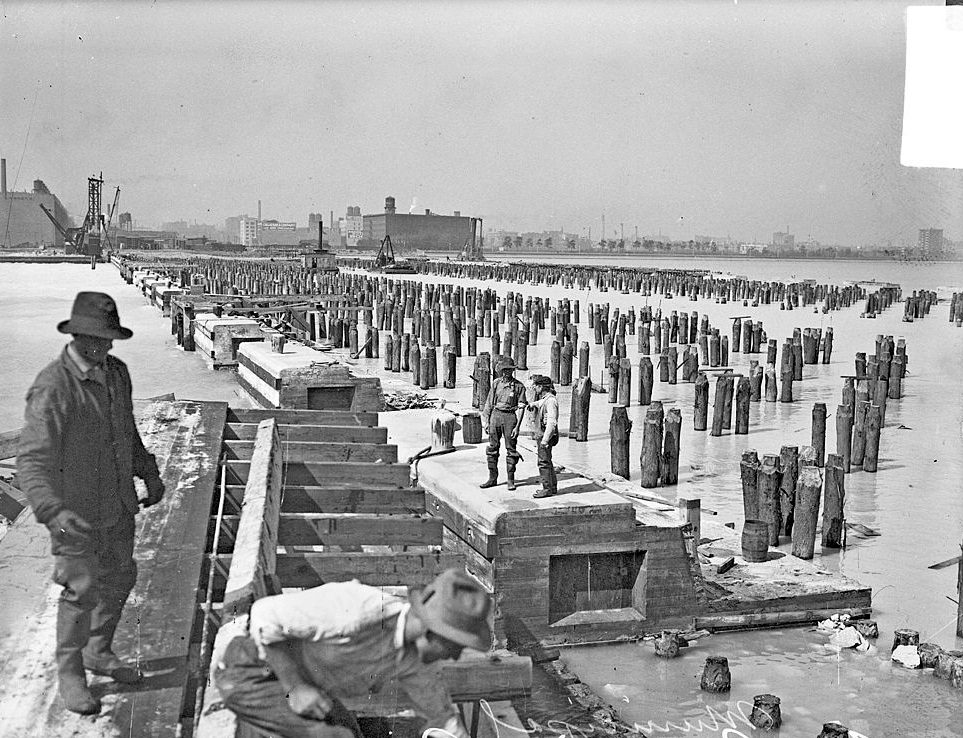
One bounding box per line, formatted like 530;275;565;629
17;292;166;714
479;355;528;490
213;568;492;738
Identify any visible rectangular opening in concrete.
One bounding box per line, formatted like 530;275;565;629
548;550;646;626
307;385;356;411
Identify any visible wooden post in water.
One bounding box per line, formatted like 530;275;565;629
579;340;590;378
640;404;664;488
710;374;727;436
663;408;682;485
821;453;845;548
608;355;620;404
618;357;632;407
410;341;422;387
851;398;869;467
610;406;632;479
721;373;734;431
426;341;438;388
735;376;750;434
759;454;782;545
765;364;778;402
749;361;762;401
835;403;853;472
791;465;822;559
862;403;882;472
812;402;827;467
741;449;760;519
874;375;889;426
638;356;653;405
779;445;799;537
560;342;573;386
571;377;592;442
550;340;561;383
693;372;709;430
443;345;456;389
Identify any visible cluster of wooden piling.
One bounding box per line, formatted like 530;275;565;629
949;292;963;326
739;442;846;561
890;628;963;688
861;284;902;318
835;336;907;474
902;290;937;322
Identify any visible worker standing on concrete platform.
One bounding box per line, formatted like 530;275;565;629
480;356;527;490
17;292;166;715
527;375;560;498
213;569;492;738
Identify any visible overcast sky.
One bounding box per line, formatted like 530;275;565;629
1;0;960;245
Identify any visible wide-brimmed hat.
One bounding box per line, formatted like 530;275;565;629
409;569;492;651
497;356;517;371
531;374;555;390
57;292;133;340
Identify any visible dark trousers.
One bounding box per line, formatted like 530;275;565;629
486;409;521;473
52;515;137;662
537;431;559;495
214;636;363;738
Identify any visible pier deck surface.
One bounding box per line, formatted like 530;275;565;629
0;399;226;737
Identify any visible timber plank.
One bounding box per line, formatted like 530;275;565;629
426;494;499;559
278;513;444;546
227;460;411;488
223;439;398;464
224;485;427;514
227;408;378;427
275;551;464;588
224;422;388;444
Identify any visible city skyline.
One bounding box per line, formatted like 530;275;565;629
2;1;961;247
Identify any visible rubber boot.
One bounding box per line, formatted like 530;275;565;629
57;601;100;715
479;458;499;489
506;471;517;491
83;587;143;684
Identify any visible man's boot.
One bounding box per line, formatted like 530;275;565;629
57;600;100;715
83;588;143;684
479;459;499;489
506;471;517;491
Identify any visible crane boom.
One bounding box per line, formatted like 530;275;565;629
38;203;69;239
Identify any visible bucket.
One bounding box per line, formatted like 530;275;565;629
741;519;769;562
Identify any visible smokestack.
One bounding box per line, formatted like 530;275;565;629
385;196;396;215
1;158;6;197
258;200;262;221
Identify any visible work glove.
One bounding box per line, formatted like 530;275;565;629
47;509;92;542
140;477;166;508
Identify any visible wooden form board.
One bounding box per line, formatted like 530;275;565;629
223;422;388;444
224;484;427;514
222;419;283;620
226;407;378;427
275;551;464;588
226;460;411;488
223;439;399;464
0;399;227;738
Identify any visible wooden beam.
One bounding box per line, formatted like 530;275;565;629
223;439;398;464
224;422;388;444
275;550;464;588
694;605;872;632
277;513;444;546
226;407;378;427
225;485;427;514
0;427;21;460
223;418;283;619
227;460;411;488
0;478;26;522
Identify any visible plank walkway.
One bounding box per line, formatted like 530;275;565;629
0;399;227;738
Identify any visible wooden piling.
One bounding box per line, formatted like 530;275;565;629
610;406;632;479
710;374;727;436
862;403;882;472
638;356;654;405
640;405;664;488
618;357;633;407
759;454;782;545
740;449;760;519
792;466;822;560
443;345;456;389
693;372;709;430
663;408;682;485
821;453;845;548
571;377;592;442
835;403;853;473
677;496;700;557
812;402;827;467
779;445;799;536
735;376;750;434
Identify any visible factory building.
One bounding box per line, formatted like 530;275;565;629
917;228;944;255
0;159;73;249
360;196;471;252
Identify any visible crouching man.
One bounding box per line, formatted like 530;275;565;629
213;569;492;738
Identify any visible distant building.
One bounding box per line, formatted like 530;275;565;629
771;231;795;247
361;196;472;251
0;159;73;248
917;228;943;254
239;217;259;246
344;206;363;247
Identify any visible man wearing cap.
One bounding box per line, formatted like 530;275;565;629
17;292;166;714
213;568;492;738
527;375;560;499
479;355;527;490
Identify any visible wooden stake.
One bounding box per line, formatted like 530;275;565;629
759;454;782;545
640;405;664;488
740;449;760;520
734;376;750;434
821;453;845;548
693;372;709;430
862;403;882;472
610;406;632;479
663;408;682;485
791;466;822;559
812;402;827;467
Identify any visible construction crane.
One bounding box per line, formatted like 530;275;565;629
38;203;86;252
459;217;485;261
36;173;119;267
